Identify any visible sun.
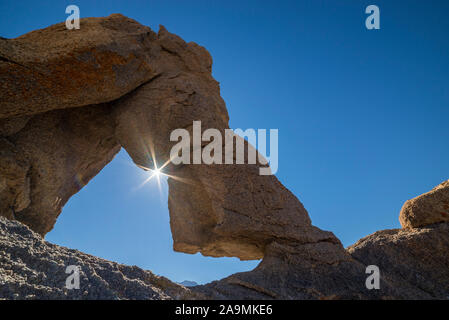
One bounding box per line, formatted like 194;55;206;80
147;166;164;183
152;168;161;177
133;148;193;194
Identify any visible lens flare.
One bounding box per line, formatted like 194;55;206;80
153;168;161;177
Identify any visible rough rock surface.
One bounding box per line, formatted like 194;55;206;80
348;222;449;299
0;216;198;300
3;214;448;299
194;223;449;299
194;239;382;300
0;14;157;119
1;105;120;235
399;180;449;228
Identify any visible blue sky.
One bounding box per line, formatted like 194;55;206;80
1;0;448;284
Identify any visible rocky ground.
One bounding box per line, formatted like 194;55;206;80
2;213;448;300
0;216;199;300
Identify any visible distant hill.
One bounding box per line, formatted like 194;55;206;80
179;280;198;287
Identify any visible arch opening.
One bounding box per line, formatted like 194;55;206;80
46;149;260;285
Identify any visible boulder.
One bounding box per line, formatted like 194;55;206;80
399;180;449;228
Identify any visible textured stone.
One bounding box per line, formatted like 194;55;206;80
2;216;449;300
0;138;31;217
0;116;31;136
1;104;120;235
193;223;449;300
193;239;379;299
0;216;199;300
399;180;449;228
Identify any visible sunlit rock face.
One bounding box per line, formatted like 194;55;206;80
399;180;449;228
0;14;157;119
0;14;331;260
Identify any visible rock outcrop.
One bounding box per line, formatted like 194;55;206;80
1;15;448;300
0;216;198;299
194;222;449;299
399;180;449;228
193;180;449;299
348;222;449;299
194;239;383;300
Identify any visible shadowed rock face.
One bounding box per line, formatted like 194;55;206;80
3;105;120;235
1;15;448;300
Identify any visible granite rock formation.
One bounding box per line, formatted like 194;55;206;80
0;14;333;260
0;15;448;300
195;225;449;299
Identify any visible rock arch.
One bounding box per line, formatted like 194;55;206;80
0;14;333;260
1;15;448;299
